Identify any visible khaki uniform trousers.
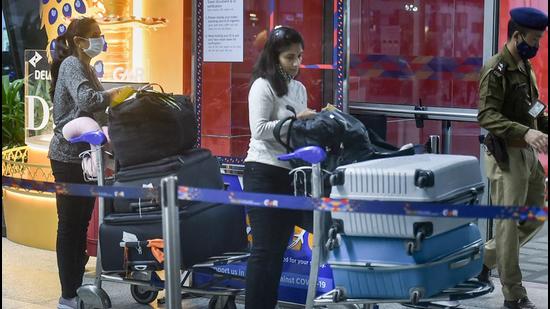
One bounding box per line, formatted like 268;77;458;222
483;146;545;301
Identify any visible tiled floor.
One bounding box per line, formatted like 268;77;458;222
2;223;547;308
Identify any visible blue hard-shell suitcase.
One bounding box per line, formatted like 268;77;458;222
327;223;484;301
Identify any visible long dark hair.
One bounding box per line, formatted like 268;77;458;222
49;17;97;99
251;26;304;97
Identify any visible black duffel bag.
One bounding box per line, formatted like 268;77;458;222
273;106;376;171
108;86;197;167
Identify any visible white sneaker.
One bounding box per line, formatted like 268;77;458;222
57;297;77;309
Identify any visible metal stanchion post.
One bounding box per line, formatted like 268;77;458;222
93;144;105;288
305;162;321;308
161;176;182;308
305;161;325;309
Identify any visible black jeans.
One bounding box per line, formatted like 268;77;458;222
51;160;96;299
243;162;312;309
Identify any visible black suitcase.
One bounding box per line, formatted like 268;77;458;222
100;203;246;272
99;148;247;272
111;148;223;213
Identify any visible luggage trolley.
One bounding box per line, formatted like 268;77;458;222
278;146;494;309
66;125;249;309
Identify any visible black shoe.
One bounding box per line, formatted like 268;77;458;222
518;297;537;309
503;300;520;309
477;265;493;286
502;297;538;309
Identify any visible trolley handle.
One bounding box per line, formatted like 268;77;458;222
68;130;107;146
278;145;326;164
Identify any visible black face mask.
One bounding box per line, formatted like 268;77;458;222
516;34;539;60
278;64;294;83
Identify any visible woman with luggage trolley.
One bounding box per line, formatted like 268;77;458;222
48;17;134;309
243;26;317;308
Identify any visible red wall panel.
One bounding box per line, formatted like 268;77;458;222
499;1;548;103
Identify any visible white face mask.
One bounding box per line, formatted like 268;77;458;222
82;37;104;58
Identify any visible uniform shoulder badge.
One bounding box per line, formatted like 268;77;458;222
492;61;507;77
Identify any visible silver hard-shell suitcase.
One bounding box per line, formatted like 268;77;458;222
329;154;484;251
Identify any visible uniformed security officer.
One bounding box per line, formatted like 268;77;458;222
477;7;548;309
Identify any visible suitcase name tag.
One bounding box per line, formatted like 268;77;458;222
528;100;546;119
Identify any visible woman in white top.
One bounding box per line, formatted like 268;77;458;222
243;26;316;308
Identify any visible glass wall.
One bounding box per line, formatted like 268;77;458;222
348;0;485;157
200;0;336;160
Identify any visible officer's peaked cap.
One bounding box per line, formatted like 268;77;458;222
510;7;548;31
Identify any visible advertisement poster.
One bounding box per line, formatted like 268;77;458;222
194;174;334;304
203;0;244;62
192;228;334;304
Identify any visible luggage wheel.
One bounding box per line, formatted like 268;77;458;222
208;295;237;309
130;284;159;304
325;238;336;251
409;289;422;305
325;226;340;251
407;232;426;255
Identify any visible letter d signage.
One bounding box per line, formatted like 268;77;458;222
26;95;50;131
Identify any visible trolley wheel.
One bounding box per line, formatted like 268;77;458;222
130;284;159;304
208;295;237;309
409;289;422;305
76;299;108;309
332;288;344;303
76;299;87;309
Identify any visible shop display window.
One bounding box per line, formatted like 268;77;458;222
24;0;189;148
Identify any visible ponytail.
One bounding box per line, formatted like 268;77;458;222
50;34;71;99
49;17;97;99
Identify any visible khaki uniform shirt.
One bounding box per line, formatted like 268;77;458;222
478;45;548;139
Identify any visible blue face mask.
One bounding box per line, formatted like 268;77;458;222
82;37;105;58
516;34;539;60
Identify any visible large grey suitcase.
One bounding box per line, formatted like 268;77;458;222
329;154;484;247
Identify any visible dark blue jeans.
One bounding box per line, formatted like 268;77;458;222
51;160;96;299
243;162;312;309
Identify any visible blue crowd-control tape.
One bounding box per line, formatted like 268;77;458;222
177;186;547;221
2;176;547;221
2;176;156;200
